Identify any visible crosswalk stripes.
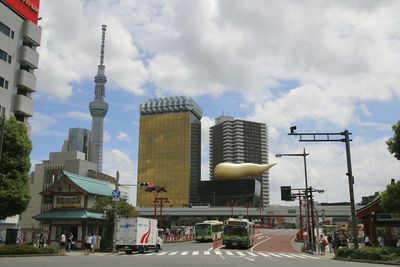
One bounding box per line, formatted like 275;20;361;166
135;251;321;260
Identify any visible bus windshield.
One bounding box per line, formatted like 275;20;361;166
195;224;211;230
223;226;247;236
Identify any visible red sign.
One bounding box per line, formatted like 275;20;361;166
4;0;40;24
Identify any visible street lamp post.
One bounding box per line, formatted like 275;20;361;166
275;149;312;243
288;127;359;250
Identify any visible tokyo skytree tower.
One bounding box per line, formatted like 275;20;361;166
89;25;109;172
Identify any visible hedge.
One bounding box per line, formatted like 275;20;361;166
336;246;400;263
0;244;59;255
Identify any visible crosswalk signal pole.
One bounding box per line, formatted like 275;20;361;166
112;171;119;253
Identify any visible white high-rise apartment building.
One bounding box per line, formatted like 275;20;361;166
0;0;41;122
209;115;270;206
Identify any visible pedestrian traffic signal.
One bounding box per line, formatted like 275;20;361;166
281;186;295;201
139;181;153;187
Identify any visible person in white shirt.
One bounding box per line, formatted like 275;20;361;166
60;233;66;250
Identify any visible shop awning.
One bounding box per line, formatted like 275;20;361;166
33;210;105;220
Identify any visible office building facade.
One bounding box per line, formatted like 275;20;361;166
62;128;92;161
137;96;202;208
0;0;41;122
209;115;270;206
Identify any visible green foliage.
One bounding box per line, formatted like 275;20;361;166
42;244;60;254
335;246;354;258
0;244;59;255
0;117;32;220
351;247;383;260
336;246;400;263
381;182;400;213
93;196;139;251
386;120;400;161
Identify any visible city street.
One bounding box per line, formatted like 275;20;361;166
0;229;390;267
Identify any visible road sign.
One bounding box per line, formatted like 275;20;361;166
112;190;121;201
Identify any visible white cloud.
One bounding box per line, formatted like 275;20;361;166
270;136;400;205
58;111;92;121
103;149;137;205
34;1;400;206
116;131;131;142
30;113;65;137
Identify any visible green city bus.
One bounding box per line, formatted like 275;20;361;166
194;220;223;241
223;218;255;249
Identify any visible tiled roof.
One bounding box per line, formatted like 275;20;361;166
33;210;105;220
63;170;114;196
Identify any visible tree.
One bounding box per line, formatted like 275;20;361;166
93;196;139;250
0;117;32;220
386;120;400;161
381;181;400;213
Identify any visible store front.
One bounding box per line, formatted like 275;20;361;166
33;170;112;248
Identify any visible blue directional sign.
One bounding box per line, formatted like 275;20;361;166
112;189;121;201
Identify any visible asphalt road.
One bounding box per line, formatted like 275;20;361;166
0;229;390;267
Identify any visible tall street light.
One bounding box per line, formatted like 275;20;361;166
275;148;312;243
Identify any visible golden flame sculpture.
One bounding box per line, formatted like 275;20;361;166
213;162;276;180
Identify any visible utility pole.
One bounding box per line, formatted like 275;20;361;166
288;127;359;250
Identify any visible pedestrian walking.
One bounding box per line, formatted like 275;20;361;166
327;233;333;253
60;233;66;250
319;235;326;255
364;235;371;246
378;235;384;247
91;234;97;253
95;233;102;250
84;233;92;255
66;232;73;252
38;234;45;248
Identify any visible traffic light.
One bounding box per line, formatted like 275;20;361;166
139;181;153;187
281;186;294;201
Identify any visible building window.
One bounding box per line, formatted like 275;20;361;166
10;30;14;39
0;76;8;89
0;49;11;64
0;21;11;38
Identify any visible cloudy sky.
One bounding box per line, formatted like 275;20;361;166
31;0;400;206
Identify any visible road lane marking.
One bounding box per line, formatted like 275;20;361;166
204;251;210;255
247;252;258;256
257;252;271;257
192;251;199;255
267;252;283;257
156;252;167;256
236;251;246;256
244;257;255;262
299;254;320;259
250;236;272;251
226;251;234;256
214;250;222;255
145;253;155;256
278;253;294;258
288;253;308;259
181;251;189;255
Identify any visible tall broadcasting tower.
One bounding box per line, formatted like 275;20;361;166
89;25;109;172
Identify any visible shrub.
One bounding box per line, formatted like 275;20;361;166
41;245;59;254
335;246;354;258
351;247;382;261
0;244;59;255
0;244;40;255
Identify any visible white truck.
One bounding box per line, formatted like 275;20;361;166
116;217;163;254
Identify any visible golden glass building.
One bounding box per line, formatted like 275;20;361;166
137;96;202;207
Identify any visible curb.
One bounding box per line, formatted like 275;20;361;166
334;257;400;266
0;253;62;257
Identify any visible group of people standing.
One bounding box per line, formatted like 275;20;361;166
84;233;101;255
60;232;101;253
60;232;74;252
